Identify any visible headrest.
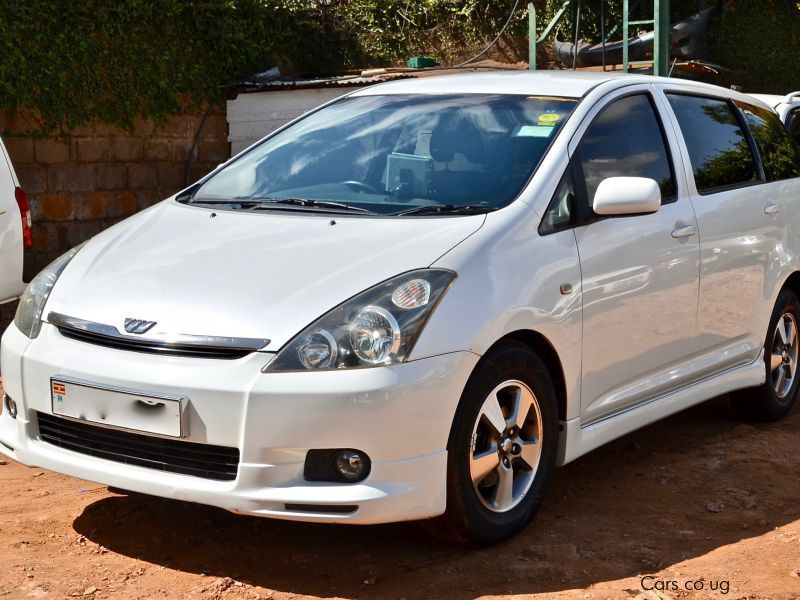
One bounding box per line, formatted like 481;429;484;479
429;115;486;164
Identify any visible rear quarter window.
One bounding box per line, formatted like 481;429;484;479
787;107;800;148
666;94;758;194
736;101;800;181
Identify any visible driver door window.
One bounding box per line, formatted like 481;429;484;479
575;93;676;212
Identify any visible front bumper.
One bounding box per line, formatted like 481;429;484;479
0;323;478;524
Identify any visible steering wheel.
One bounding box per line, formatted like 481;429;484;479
341;180;382;194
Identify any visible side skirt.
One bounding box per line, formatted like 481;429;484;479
555;350;765;466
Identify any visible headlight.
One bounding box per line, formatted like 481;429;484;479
265;269;456;372
15;244;84;338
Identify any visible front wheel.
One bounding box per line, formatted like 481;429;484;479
423;342;558;546
731;289;800;421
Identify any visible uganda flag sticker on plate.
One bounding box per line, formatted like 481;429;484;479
52;382;66;396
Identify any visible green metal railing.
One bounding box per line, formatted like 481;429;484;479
623;0;670;75
528;0;572;71
529;0;672;77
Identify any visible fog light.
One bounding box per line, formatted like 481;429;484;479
304;448;371;483
4;395;17;419
335;449;369;481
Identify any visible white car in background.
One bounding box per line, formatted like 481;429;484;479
2;72;800;546
748;92;800;143
0;138;33;302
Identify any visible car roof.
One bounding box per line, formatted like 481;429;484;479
349;70;750;101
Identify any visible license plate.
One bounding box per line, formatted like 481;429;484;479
50;376;187;438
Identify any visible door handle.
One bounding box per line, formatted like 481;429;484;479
764;203;782;215
671;224;697;239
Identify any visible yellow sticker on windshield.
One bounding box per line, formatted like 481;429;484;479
538;113;561;124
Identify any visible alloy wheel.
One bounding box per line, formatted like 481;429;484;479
771;312;798;400
469;379;543;513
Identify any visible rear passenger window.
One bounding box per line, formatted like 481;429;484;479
575;93;675;210
737;101;800;181
666;94;758;193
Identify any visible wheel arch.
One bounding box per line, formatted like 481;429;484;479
484;330;568;422
781;271;800;302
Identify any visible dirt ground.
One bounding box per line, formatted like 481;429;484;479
2;392;800;600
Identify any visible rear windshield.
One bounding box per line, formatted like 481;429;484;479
189;94;578;215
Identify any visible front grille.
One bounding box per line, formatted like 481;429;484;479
37;412;239;481
48;312;270;360
56;326;253;359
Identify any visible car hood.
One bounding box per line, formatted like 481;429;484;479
44;200;484;350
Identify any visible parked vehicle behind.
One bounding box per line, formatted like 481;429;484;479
748;92;800;145
2;71;800;545
0;137;33;303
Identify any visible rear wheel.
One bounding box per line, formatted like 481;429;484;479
731;289;800;421
423;342;558;546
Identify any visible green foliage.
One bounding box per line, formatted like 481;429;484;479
327;0;533;66
0;0;325;134
1;0;798;134
711;0;800;93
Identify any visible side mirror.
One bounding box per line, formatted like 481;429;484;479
593;177;661;216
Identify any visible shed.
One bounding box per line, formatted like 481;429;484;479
226;72;411;156
226;63;526;156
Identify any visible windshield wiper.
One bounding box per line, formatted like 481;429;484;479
391;204;498;217
241;197;377;214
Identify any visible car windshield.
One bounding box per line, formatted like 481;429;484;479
188;93;578;215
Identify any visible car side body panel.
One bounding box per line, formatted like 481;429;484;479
0;139;26;302
656;84;800;377
416;196;584;422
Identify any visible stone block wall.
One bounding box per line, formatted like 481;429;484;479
1;108;229;274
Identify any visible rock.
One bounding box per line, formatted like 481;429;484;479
362;576;377;585
724;488;757;510
213;577;234;592
83;587;98;596
705;500;724;513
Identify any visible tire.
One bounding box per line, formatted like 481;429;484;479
422;341;559;546
731;289;800;421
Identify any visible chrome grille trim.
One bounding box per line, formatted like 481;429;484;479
48;312;269;359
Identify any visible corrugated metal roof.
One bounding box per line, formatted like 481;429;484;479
232;61;528;94
233;72;412;93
